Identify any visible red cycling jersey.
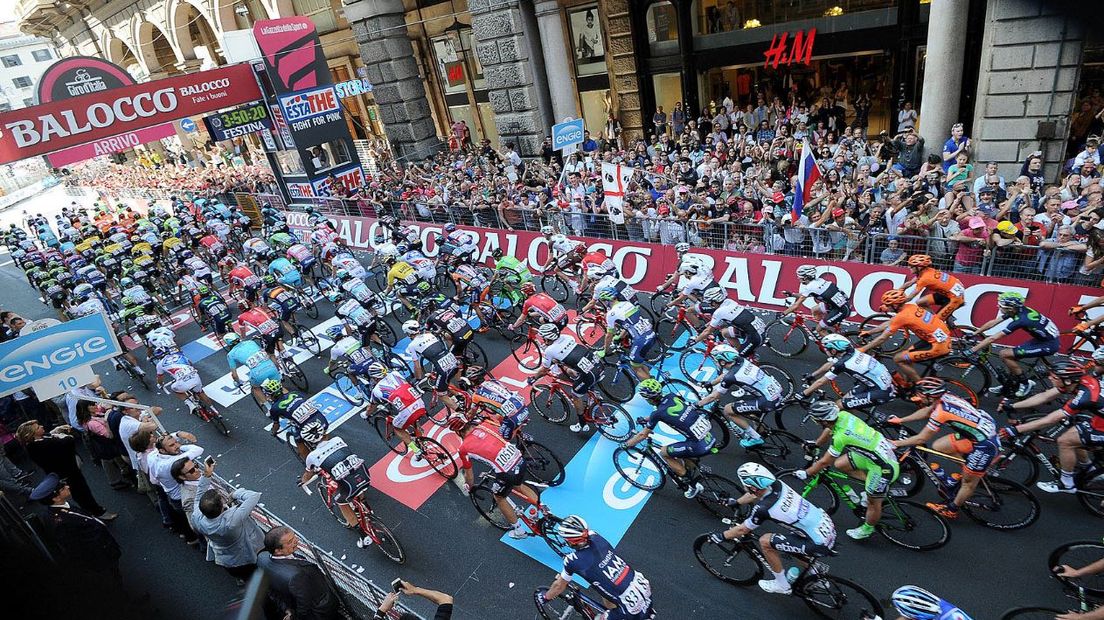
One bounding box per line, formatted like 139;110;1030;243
199;235;223;251
228;265;260;288
1064;375;1104;430
237;308;279;336
521;292;567;324
581;251;614;272
458;421;523;473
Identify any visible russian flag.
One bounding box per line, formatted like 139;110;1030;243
793;141;822;223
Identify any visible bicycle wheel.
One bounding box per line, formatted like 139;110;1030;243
648;291;672;319
778;471;840;514
930;355;990;400
540;274;569;303
1077;470;1104;518
692;534;763;586
470;483;511;530
661;378;705;400
749;429;807;471
598;366;636;403
763;319;808;358
679;347;722;384
655;317;695;351
705;410;732;451
890;457;925;498
989;447;1041;486
373;416;407;454
858;313;907;355
318;483;345;524
759;363;796;402
876;499;951;551
374;320;398;348
416;436;457;479
366;513;406;563
511;338;543;371
1000;608;1067;620
333;370;365;405
533;587;588;620
799;575;884;620
696;473;743;520
591;402;635;441
301;295;319;320
961;477;1040;530
612;445;666;491
521;440;565;487
461;340;489;370
284;360;309;391
575;317;606;348
206;410;231;437
531;385;571;424
293;324;321;355
1050;540;1104;596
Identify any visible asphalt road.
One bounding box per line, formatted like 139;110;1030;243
5;190;1100;620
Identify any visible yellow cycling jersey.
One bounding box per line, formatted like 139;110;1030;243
75;237;100;253
387;261;418;287
104;242;125;256
131;242;153;256
133;254;155;267
162;237;183;250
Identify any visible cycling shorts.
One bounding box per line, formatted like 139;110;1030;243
725;393;780;416
846;453;899;498
817;303;849;328
665;436;716;458
209;315;230;335
949;436;999;475
430;363;457;392
841;387;895;411
390;400;426;430
333;465;371;504
628;334;657;365
490;463;526;498
498;407;531;439
1075;419;1104;448
571;369;600;397
932;293;964;321
725;327;763;357
170;373;203;394
902;339;951;363
1012;338;1059;360
261;332;281;354
768;530;833;558
555;255;578;271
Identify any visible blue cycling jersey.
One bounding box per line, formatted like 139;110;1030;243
933;599;974;620
227;340;279;378
647;394;714;442
1003;307;1060;342
562;533;651;615
268;258;302;284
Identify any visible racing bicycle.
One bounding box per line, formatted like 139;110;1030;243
302;470;405;563
533;584;657;620
468;472;570;557
367;410;458;480
529;375;635;441
164;384;230;437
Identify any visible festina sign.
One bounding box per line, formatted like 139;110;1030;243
0;64;262;165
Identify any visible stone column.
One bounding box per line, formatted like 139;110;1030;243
469;0;549;156
534;0;577;122
917;0;969;151
345;0;441;162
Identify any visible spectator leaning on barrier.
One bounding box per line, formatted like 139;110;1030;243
147;430;203;545
17;419;117;521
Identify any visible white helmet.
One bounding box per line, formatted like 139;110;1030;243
540;226;554;235
401;320;420;336
557;515;590;544
702;288;726;303
736;462;776;491
537;323;561;342
796;265;817;281
675;242;690;254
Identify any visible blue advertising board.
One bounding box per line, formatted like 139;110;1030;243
552;118;585;151
0;312;121;397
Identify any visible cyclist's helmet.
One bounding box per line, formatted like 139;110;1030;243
401;320;420;336
520;282;536;296
881;289;908;307
702;287;726;303
335;268;352;281
179;249;194;260
261;274;276;287
118;277;134;289
807;400;840;422
491;248;503;259
444;223;457;233
121;297;137;308
260;379;283;397
821;334;852;353
324;326;345;342
1052;361;1086;382
907;254;933;268
710;343;741;365
997;291;1025;311
595;288;616;304
299;424;326;446
325;290;342;303
736;462;776;491
540;226;554;236
637;378;663;402
366;362;389;380
796;265;817;281
914;377;947;397
537;323;561;342
675;242;690;254
381;254;396;265
196;284;210;296
396;244;409;255
222;332;240;346
557;515;590;545
890;586;943;620
373;231;385;244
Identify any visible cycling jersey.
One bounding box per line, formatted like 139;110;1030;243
371;371;425;429
605;302;652;338
197;296;231;320
551;237;584;256
286;243;314;266
198;235;225;255
709;299;764;334
827;411;897;469
714;359;784;402
329;336;377;367
744;480;836;548
521;293;568;326
581;251;616;276
228;265;261;289
595;276;637;302
427;308;474;344
542;335;599;375
305;437;369;504
645;394;715;459
335;298;376;330
238;308;280;337
454;264;490;289
678;272;714;296
331;254;366;279
121;285;152;306
471;381;529;437
824;349;893;391
800;277;850;310
1064;375;1104;427
561;533;652;617
269;232;295;249
183;257;213;279
928;394;998;443
268;257;302;285
406;333;457;372
226;340;280;385
339;278;376;307
457;420;523;473
408;256;436;281
269;392;329;439
916;267;965;298
156;353;202;392
1003;307;1060;342
243;238;271;256
494;255;532;283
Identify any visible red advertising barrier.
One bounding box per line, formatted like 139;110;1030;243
290;213;1103;345
0;64;262;164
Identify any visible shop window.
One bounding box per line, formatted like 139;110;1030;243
696;0;898;35
568;6;606;77
433;37;468;95
646;2;678;44
309;140;352;172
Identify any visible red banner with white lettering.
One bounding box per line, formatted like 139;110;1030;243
0;64;262;165
291;213;1103;348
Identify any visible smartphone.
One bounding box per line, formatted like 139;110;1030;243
204;456;215;467
391;578;404;593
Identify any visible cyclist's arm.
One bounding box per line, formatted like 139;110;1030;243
1008;386;1061;411
857;328;893;352
695;385;724;407
969;328;1005;353
782;294;807;315
804;431;835;476
1076;295;1104;313
692;324;716;345
1063;557;1104;578
1013;408;1068;434
298;467;317;485
893;404;934;425
892;422;936;448
623;425;652;449
543;575;571;601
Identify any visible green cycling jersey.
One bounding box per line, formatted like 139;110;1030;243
828;411;898;472
495;255;532;283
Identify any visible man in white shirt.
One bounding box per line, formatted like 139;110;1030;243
147;431;203;544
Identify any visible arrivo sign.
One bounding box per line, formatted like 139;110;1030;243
289;213;1104;348
0;64;261;165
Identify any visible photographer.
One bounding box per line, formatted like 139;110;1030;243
375;580;453;620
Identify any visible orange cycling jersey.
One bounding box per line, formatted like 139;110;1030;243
926;394;998;444
916;268;965;299
888;304;950;345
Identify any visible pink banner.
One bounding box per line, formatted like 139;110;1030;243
290;214;1103;349
47;121;177;168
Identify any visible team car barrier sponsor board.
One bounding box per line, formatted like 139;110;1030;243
291;214;1104;348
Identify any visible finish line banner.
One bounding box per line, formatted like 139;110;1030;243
0;64;262;165
289;213;1104;346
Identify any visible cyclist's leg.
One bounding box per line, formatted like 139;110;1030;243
818;304;849;335
722;400;765;445
571;371;599;427
936;294;964;322
490;470;523;527
627;334;656;381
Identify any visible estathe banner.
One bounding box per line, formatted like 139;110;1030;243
289;213;1104;345
0;64;261;165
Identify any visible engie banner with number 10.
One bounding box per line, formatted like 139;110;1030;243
0;312;121;397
